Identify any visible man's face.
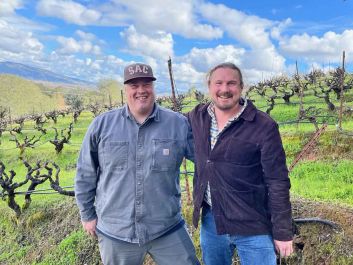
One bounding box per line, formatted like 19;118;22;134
125;78;155;117
208;67;243;113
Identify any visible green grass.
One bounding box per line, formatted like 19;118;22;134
37;230;86;265
290;160;353;205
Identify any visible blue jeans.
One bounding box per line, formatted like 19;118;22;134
200;206;276;265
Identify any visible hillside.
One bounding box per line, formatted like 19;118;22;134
0;61;94;87
0;74;59;116
0;74;125;117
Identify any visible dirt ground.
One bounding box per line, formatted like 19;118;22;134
286;196;353;265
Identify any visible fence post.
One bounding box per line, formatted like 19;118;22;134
182;159;192;205
338;51;345;130
167;57;178;108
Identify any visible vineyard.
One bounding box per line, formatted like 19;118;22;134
1;65;353;265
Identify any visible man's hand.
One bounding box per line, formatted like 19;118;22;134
82;219;97;237
274;240;293;257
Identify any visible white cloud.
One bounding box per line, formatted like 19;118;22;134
271;18;292;40
197;2;287;76
56;36;101;55
75;30;96;41
0;20;43;55
242;68;284;86
120;25;174;60
36;0;101;25
279;30;353;63
0;0;51;32
36;0;222;40
179;45;245;73
115;0;223;40
198;2;275;49
171;62;205;85
243;47;286;72
0;0;23;15
173;44;286;90
3;15;53;32
43;52;126;83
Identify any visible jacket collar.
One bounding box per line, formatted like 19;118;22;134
240;100;257;121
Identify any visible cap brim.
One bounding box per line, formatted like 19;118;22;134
124;76;157;84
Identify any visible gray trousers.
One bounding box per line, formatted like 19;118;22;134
97;226;200;265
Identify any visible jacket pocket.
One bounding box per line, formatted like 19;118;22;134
102;141;129;170
219;187;266;222
151;139;178;171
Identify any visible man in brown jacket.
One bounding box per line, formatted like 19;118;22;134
187;62;293;265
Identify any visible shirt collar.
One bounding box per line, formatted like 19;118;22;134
122;103;160;123
207;97;248;123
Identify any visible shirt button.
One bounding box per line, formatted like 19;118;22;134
137;182;141;185
136;201;140;205
206;159;211;163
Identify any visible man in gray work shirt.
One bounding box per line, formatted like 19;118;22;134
75;63;199;265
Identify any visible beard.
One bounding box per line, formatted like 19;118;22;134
213;92;240;111
214;101;238;111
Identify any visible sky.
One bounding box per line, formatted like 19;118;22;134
1;0;353;94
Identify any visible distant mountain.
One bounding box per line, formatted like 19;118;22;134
0;61;95;87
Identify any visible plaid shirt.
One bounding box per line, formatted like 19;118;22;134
204;98;248;206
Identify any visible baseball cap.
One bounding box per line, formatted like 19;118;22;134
124;63;157;84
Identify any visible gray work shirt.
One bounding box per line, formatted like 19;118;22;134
75;104;194;244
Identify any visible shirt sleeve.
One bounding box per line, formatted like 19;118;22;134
261;121;293;241
74;119;100;222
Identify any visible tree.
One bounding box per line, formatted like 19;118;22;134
98;79;123;107
64;94;84;111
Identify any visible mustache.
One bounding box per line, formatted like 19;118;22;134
136;92;149;96
217;92;233;98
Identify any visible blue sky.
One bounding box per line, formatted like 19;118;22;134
1;0;353;93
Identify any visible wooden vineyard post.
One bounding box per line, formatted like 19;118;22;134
167;57;192;204
182;158;192;205
167;57;178;109
288;123;328;172
295;61;305;122
338;51;345;130
120;89;124;106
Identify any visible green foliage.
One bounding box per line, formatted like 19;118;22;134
64;94;84;110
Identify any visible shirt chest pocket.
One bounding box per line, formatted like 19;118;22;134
103;141;129;170
151;139;179;171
